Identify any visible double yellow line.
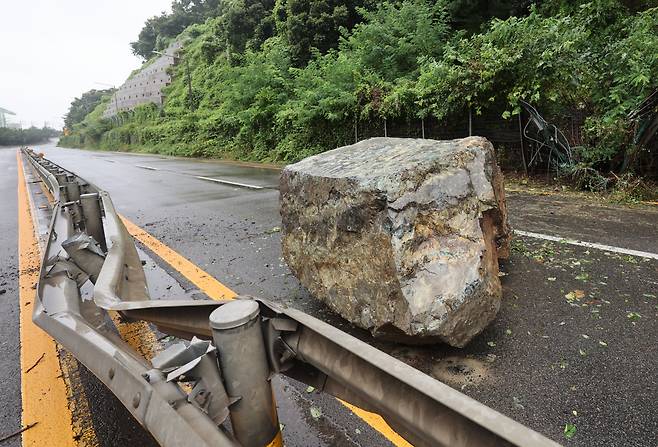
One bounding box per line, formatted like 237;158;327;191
17;151;410;447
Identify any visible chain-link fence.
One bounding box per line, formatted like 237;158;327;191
353;107;586;174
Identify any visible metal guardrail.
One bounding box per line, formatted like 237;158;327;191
21;148;562;447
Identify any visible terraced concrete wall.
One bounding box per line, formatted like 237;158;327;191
103;41;182;118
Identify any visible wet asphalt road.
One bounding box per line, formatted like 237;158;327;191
0;148;22;447
3;141;658;446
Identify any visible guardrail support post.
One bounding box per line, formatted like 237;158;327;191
65;182;81;202
209;301;281;447
59;185;69;203
55;172;67;185
80;193;107;252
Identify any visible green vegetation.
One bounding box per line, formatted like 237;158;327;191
61;0;658;183
63;88;114;130
0;127;60;146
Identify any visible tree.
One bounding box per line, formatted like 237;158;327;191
280;0;373;66
130;0;222;59
63;89;114;129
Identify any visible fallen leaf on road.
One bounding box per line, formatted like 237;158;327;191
626;311;641;321
564;423;577;439
565;290;585;303
310;406;322;420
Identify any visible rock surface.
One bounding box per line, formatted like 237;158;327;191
280;137;510;347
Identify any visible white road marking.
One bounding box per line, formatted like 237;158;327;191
515;230;658;260
195;175;264;190
136;165;159;171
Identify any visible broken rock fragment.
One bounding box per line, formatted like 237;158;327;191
280;137;510;347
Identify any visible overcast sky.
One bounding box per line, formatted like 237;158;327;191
0;0;172;128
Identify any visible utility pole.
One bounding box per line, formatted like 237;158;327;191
185;57;193;109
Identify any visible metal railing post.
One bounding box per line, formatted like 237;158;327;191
65;181;81;202
58;185;69;203
80;193;107;252
209;301;281;447
55;172;68;186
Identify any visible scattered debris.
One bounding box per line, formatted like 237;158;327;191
0;422;38;443
309;406;322;420
25;353;45;373
305;386;315;393
512;396;525;410
264;226;281;234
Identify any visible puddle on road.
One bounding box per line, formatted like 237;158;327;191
431;355;493;388
387;346;493;389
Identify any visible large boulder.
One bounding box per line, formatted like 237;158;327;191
280;137;510;347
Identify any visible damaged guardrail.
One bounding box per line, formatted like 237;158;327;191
22;148;561;447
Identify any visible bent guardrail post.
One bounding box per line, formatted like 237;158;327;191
21;148;237;447
80;192;107;252
210;301;282;447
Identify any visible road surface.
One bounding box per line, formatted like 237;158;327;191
1;141;657;446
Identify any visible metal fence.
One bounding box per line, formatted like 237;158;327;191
355;107;586;173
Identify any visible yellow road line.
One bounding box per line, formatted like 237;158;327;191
17;151;77;447
120;216;237;300
339;400;412;447
23;154;100;447
119;216;410;446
